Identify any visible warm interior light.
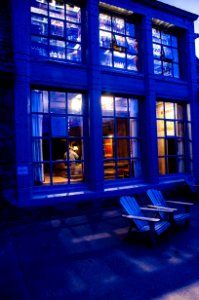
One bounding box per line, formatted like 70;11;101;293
71;95;82;112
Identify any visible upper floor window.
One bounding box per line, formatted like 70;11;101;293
152;26;180;78
31;0;81;62
99;12;138;71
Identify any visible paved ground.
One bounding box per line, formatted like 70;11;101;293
0;197;199;300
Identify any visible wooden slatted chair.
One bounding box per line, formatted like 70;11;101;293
120;196;170;246
146;189;194;226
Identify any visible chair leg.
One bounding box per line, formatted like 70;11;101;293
148;222;157;247
128;224;133;235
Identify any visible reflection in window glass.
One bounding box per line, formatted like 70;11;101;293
99;12;138;71
31;89;84;186
156;101;191;175
102;95;141;180
31;0;82;62
49;39;65;59
31;36;48;57
152;24;180;78
50;92;66;113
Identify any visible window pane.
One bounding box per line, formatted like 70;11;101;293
100;49;112;66
127;54;138;71
126;22;135;37
43;115;50;136
68;116;83;137
129;99;138;117
52;162;68;184
130;119;139;137
49;1;64;19
118;160;129;178
177;158;185;173
152;28;161;43
163;46;173;60
66;42;81;61
113;51;126;69
162;33;171;46
131;139;140;157
31;36;48;57
156;102;164;118
173;64;180;78
176;104;183;119
188;123;192;139
114;35;126;48
126;37;138;54
101;96;114;115
66;5;81;23
50;19;64;37
168;157;177;174
67;24;81;42
177;138;184;155
157;120;165;137
163;61;172;76
116;118;128;136
31;0;48;15
112;17;125;34
177;122;184;136
51;116;66;136
172;36;178;47
187;104;191;122
104;160;116;179
154;59;162;74
153;44;161;58
31;15;48;35
103;138;114;158
166;121;175;136
165;102;174;119
158;139;165;156
173;49;179;62
50;92;66;113
158;157;166;175
68;94;82;114
117;139;129;158
103;119;114;136
115;98;128;117
99;14;111;31
49;39;65;59
100;31;111;48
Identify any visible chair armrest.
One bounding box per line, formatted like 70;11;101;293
122;214;160;222
166;200;194;206
147;205;177;212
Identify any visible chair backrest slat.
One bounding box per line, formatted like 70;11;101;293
147;189;168;219
120;196;148;230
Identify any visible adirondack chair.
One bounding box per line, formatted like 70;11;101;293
146;189;194;226
120;196;170;246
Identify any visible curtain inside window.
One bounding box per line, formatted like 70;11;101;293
32;90;44;184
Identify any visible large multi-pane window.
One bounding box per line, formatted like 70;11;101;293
31;0;81;62
156;102;191;175
101;95;142;180
99;12;138;70
31;89;84;185
152;26;180;78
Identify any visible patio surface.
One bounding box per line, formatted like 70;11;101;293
0;196;199;300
